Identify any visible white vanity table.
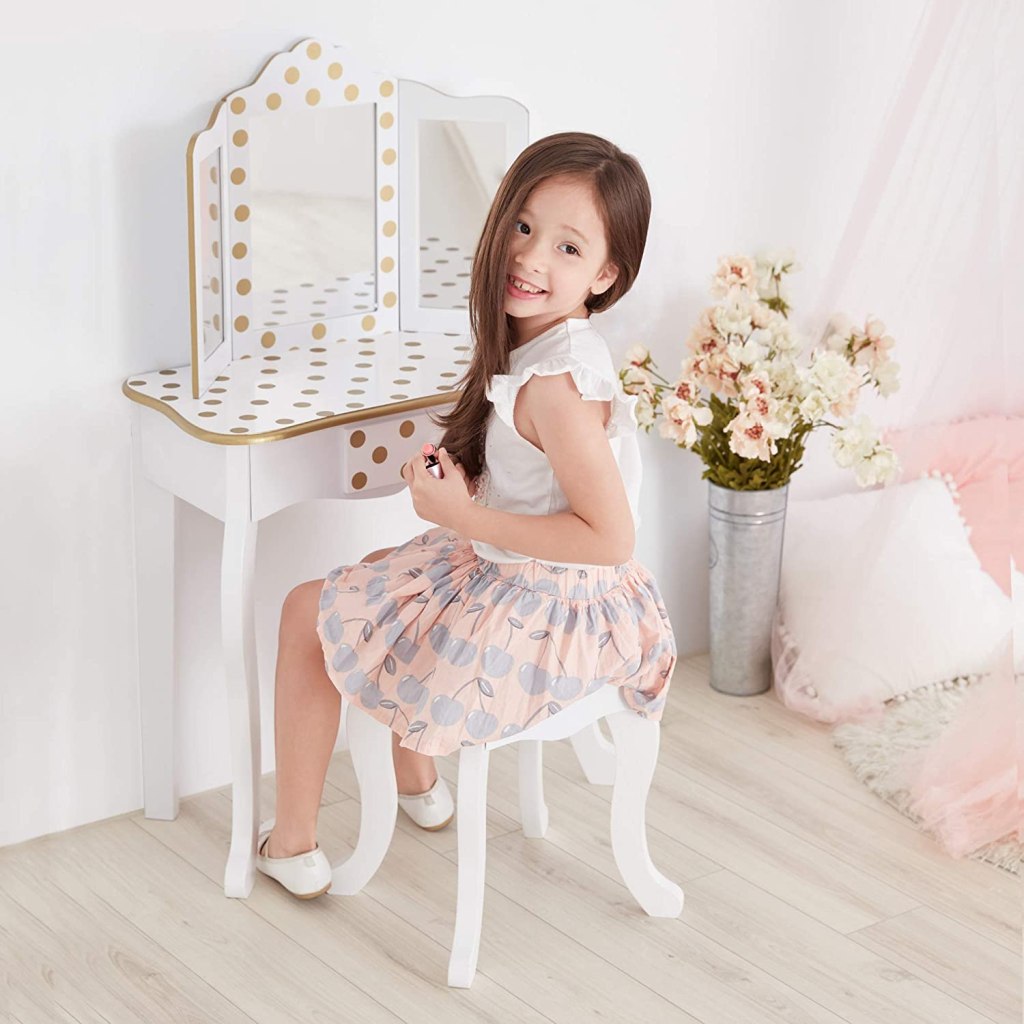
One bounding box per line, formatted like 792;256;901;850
124;38;530;897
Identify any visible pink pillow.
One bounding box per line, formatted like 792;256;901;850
1008;417;1024;572
881;416;1020;596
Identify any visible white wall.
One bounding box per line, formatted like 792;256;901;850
2;0;1015;847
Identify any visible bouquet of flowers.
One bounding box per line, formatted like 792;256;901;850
620;252;902;490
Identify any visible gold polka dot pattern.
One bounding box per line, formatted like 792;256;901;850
125;330;469;491
210;38;400;362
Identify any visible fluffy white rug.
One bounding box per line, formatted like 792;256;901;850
831;678;1022;875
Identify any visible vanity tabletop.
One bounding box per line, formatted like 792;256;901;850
122;330;472;445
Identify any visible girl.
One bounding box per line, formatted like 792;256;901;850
256;132;678;898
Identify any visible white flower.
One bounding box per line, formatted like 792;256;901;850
854;445;900;486
755;248;797;281
864;316;887;341
624;343;650;368
858;319;897;370
621;364;653;395
874;359;900;396
634;394;657;429
768;315;801;355
712;297;755;340
830;415;878;468
798;389;831;422
737;327;772;365
772;399;800;434
750;302;774;330
808;350;850;392
754;248;797;302
808;349;861;415
823;312;854;343
769;359;802;403
829;382;861;419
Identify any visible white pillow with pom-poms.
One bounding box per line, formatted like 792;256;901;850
771;476;1011;723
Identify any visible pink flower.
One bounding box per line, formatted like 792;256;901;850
658;394;712;448
746;393;772;419
709;254;758;298
674;378;701;403
707;348;742;398
740;371;772;400
686;309;724;356
728;409;776;461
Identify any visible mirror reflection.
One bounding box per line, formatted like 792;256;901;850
247;103;376;328
418;119;507;309
199;150;225;358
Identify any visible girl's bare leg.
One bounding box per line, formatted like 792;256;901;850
265;577;341;858
265;549;438;859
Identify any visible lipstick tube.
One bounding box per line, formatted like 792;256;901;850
422;443;443;479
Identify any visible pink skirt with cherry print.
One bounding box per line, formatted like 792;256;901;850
315;525;677;757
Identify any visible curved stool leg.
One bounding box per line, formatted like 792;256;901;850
336;696;350;752
606;711;684;917
570;721;617;785
330;704;398;896
448;743;490;988
518;740;548;838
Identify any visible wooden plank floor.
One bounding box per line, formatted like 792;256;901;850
2;653;1019;1023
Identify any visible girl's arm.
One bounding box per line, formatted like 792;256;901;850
454;372;635;566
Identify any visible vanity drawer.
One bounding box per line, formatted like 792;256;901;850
249;404;454;519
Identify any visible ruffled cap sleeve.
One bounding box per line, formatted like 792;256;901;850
485;352;640;440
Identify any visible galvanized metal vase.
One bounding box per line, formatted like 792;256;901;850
708;481;790;696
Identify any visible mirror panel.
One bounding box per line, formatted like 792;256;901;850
199;150;226;358
417;119;506;310
398;82;527;333
247;103;377;330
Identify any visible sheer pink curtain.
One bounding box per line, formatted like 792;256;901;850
812;0;1022;857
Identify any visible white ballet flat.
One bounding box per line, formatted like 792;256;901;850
256;825;333;899
397;775;455;831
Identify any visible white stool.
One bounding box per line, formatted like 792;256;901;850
322;686;684;988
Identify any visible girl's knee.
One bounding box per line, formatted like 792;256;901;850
281;579;326;635
280;547;396;636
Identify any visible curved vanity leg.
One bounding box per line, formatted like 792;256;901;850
330;704;398;895
570;721;617;786
605;711;684;918
518;740;548;838
449;743;490;988
130;408;179;821
221;448;261;899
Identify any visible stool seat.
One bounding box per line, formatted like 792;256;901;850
312;687;682;987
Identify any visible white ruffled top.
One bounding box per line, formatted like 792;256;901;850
472;316;643;569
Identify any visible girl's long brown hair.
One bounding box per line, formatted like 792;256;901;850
429;131;652;479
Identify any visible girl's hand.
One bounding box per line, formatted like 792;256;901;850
400;447;475;532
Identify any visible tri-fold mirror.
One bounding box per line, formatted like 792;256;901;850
187;38;528;398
